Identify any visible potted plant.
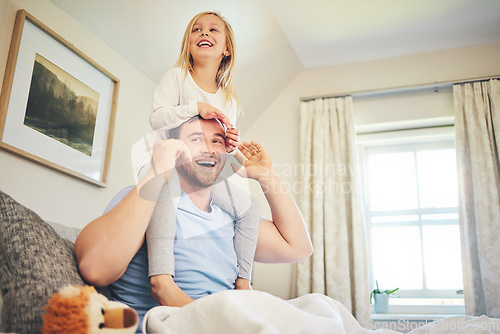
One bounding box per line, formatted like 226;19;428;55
370;281;399;313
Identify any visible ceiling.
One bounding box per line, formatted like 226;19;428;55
268;0;500;69
47;0;500;81
46;0;500;130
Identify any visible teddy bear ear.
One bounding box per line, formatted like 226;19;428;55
57;285;82;298
58;285;97;299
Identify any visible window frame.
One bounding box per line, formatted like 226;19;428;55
358;129;465;315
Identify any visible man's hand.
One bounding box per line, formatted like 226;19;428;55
232;141;273;181
138;139;190;201
233;140;312;263
197;102;231;127
150;139;190;179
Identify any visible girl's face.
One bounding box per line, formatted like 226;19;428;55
189;14;229;64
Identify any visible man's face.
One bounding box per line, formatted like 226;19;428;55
176;118;227;188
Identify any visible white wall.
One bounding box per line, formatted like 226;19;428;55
353;85;454;127
0;0;155;227
245;43;500;299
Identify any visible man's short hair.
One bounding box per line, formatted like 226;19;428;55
168;115;226;139
167;115;202;139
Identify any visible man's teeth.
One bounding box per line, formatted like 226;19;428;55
197;160;215;167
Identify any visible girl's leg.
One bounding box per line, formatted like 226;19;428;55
146;172;193;306
211;178;261;282
133;131;191;306
146;171;180;277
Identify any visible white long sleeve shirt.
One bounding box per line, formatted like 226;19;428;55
150;67;239;130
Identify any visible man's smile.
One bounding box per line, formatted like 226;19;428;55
195;158;216;168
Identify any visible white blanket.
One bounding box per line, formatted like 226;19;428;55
142;290;500;334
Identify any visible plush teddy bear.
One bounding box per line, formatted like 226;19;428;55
42;285;139;334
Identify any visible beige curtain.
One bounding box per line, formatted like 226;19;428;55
454;79;500;317
296;96;370;325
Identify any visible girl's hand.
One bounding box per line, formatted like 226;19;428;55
197;102;231;127
225;126;240;153
231;141;273;181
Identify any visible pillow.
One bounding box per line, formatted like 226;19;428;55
0;190;85;333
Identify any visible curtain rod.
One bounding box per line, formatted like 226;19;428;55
355;116;455;135
300;74;500;102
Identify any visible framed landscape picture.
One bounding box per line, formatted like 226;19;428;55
0;10;119;187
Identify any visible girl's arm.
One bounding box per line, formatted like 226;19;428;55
234;142;313;263
150;68;199;130
150;68;231;130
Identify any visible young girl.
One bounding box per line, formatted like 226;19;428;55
145;11;261;306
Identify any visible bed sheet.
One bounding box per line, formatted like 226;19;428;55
143;290;500;334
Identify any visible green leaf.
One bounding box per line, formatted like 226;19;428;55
386;287;399;294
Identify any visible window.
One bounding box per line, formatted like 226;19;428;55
361;139;464;314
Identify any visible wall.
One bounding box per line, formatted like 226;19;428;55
0;0;155;228
245;43;500;299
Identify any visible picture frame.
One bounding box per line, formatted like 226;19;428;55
0;9;119;187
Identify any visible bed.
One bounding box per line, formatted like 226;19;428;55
142;290;500;333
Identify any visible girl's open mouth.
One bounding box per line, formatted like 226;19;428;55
198;40;213;47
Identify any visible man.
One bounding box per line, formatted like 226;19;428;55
74;116;313;325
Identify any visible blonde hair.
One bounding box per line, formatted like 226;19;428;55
175;11;239;107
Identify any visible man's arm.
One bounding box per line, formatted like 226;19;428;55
254;173;313;263
75;139;189;286
75;177;160;286
235;141;313;263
